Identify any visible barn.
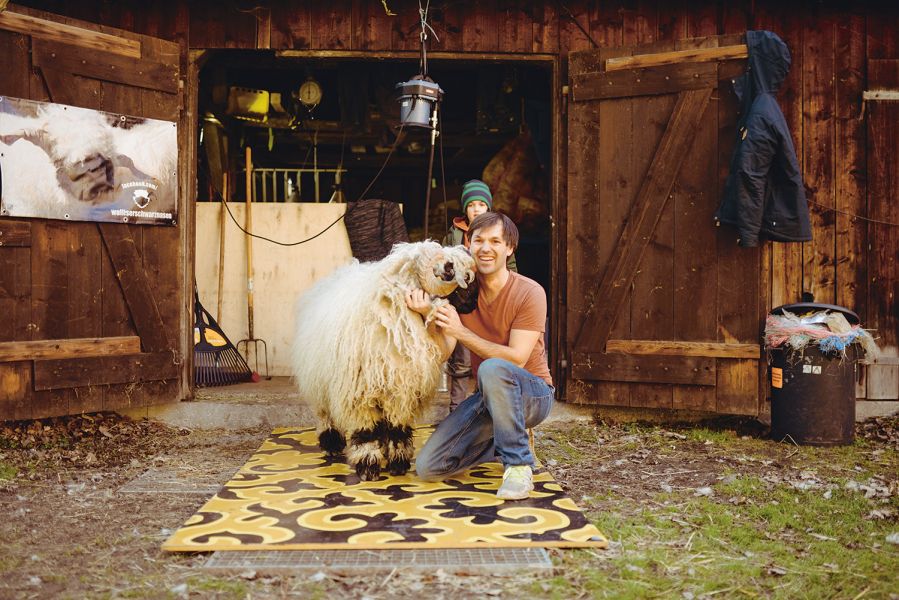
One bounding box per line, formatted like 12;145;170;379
0;0;896;421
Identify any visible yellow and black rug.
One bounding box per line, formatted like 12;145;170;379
163;427;607;552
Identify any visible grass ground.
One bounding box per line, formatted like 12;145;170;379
533;421;898;599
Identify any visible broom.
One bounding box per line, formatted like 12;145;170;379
194;288;253;387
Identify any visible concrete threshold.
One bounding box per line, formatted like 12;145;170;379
122;376;597;430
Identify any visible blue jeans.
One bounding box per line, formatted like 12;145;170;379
416;358;555;481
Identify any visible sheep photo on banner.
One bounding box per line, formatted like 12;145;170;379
0;96;177;225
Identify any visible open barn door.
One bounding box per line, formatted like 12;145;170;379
565;34;767;415
0;5;189;419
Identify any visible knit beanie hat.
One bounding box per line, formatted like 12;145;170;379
461;179;493;211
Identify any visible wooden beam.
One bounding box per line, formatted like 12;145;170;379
605;44;747;72
0;219;31;247
572;62;717;102
98;224;172;352
276;50;556;62
32;40;178;94
606;340;760;359
574;89;713;354
0;336;141;362
0;10;141;59
571;352;716;386
33;352;178;390
863;90;899;101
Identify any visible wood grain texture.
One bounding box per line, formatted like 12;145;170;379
801;7;837;304
33;352;178;390
571;352;715;386
0;9;141;57
32;39;178;93
605;44;747;71
575;88;712;353
572;61;716;101
0;336;140;362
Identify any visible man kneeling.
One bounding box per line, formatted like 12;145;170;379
405;212;554;500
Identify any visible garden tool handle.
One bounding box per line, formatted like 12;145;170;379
245;146;255;338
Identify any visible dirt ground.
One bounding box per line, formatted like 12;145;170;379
0;411;897;599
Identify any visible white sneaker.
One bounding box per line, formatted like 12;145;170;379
497;465;533;500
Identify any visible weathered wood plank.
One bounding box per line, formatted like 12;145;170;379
629;45;677;410
461;0;499;53
672;35;720;411
580;45;633;407
572;62;716;101
312;0;352;50
32;39;178;94
0;9;141;58
574;88;713;354
834;13;867;320
802;8;837;304
31;221;69;340
715;359;759;415
867;59;899;361
758;3;804;306
33;352;178;391
605;44;748;71
351;0;391;51
0;220;31;247
270;2;311;49
499;0;533;54
571;352;716;386
98;223;171;352
0;362;32;420
532;0;559;54
606;340;760;359
0;336;140;362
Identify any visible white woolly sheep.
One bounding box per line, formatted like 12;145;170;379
291;241;476;480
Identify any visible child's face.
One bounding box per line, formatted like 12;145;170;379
466;200;489;222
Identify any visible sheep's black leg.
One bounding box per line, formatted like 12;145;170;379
384;423;415;476
318;428;346;459
349;422;387;481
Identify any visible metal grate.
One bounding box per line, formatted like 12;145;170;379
118;469;224;495
203;548;553;575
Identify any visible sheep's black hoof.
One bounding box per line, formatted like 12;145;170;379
387;457;411;476
319;428;346;458
355;459;381;481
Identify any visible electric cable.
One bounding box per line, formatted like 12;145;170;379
439;106;449;237
202;122;406;247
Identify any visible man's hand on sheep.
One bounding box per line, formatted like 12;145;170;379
433;304;463;337
404;289;449;325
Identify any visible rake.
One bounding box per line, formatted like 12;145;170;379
193;289;253;387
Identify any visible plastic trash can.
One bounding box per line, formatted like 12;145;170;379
767;303;861;446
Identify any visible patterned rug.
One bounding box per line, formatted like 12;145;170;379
163;426;608;551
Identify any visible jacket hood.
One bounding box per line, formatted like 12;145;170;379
452;216;469;231
734;30;791;106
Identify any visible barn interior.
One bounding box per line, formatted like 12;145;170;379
196;51;553;286
194;52;553;375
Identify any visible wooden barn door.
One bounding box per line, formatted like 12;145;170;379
0;6;188;419
565;35;767;415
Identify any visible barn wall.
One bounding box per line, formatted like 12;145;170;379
11;0;898;403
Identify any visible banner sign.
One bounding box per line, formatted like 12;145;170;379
0;96;177;225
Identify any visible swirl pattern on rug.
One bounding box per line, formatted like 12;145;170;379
163;427;607;551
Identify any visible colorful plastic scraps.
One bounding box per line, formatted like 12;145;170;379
764;310;879;358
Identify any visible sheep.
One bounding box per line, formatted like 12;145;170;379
0;100;176;220
291;240;476;480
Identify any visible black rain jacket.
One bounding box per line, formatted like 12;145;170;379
715;30;812;247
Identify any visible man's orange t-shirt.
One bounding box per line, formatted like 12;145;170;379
459;271;553;386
